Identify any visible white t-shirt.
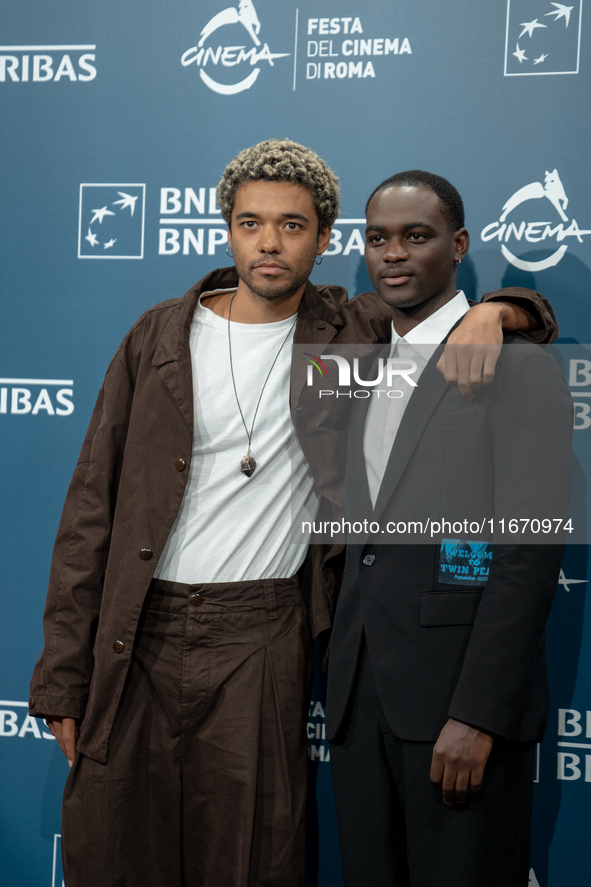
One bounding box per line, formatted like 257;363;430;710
154;293;312;583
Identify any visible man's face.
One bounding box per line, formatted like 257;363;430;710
364;184;468;313
228;180;331;300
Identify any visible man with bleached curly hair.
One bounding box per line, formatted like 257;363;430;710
217;137;340;233
30;138;556;887
30;137;346;887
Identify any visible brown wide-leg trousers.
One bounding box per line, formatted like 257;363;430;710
62;576;314;887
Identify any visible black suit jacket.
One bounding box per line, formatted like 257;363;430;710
326;333;573;744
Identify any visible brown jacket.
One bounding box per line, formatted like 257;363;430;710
29;267;556;762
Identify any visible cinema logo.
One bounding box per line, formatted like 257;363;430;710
0;378;74;416
304;352;419;399
0;44;96;82
481;168;591;272
181;0;289;96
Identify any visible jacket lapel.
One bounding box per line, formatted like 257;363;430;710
345;346;392;522
290;280;345;415
344;385;374;522
151;268;240;432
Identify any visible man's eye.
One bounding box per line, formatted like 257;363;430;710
286;222;301;230
243;220;257;228
368;235;385;244
408;232;426;241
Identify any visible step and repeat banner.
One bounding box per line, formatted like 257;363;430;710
1;2;590;885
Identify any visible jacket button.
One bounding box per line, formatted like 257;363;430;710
140;548;153;560
363;554;376;566
113;640;125;654
189;592;203;607
175;458;186;472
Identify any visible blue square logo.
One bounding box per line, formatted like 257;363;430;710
504;1;583;75
78;183;146;258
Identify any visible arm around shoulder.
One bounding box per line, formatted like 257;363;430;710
480;286;558;344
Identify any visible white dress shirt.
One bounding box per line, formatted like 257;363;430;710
363;291;470;508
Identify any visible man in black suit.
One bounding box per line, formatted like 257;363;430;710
326;171;573;887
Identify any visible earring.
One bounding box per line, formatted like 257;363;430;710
226;246;233;258
455;258;462;267
315;255;323;266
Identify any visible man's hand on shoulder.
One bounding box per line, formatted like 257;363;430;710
437;300;535;399
430;717;494;806
45;716;78;767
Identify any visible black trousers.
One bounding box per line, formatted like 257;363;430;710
329;639;535;887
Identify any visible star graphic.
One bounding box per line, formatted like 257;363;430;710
513;42;528;63
545;3;574;27
534;53;549;64
558;568;588;592
103;238;117;249
90;206;116;224
112;191;138;216
85;228;99;247
519;19;547;38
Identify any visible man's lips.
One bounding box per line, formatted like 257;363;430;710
253;262;289;274
381;270;413;286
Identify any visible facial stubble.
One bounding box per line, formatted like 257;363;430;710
233;242;319;301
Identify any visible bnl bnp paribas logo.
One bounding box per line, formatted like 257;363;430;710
504;1;583;75
0;43;96;83
481;168;591;272
0;378;74;416
78;184;146;259
181;0;290;95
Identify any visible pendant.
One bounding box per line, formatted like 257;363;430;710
240;452;257;477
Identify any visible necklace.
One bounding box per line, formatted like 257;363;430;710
227;298;297;477
220;290;237;318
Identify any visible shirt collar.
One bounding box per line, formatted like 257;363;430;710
390;291;470;348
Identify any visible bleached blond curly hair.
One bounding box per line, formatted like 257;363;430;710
217;138;340;231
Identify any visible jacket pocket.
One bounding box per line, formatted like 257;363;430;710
428;408;476;429
420;590;483;626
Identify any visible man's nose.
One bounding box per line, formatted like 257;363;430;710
383;237;409;263
258;224;281;253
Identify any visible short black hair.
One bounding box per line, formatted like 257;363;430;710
365;170;465;231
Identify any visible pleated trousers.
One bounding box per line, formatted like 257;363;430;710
62;575;314;887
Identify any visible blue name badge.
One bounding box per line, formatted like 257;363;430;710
438;539;492;586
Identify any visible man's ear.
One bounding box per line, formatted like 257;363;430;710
227;225;232;248
453;227;470;264
318;225;331;256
